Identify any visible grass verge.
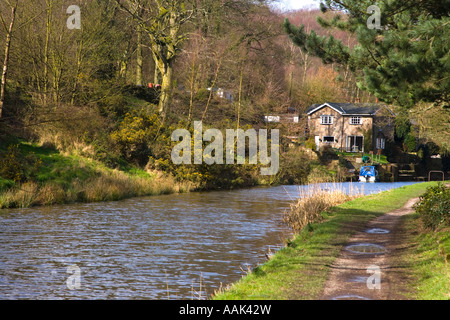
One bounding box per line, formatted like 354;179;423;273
213;181;445;300
0;142;195;209
400;212;450;300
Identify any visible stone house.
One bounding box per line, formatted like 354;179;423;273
306;102;395;153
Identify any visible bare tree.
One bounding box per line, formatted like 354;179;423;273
116;0;196;120
0;0;18;119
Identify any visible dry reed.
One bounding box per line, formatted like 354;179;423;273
0;169;195;209
283;183;363;233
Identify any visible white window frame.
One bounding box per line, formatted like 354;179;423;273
265;116;280;123
376;137;386;150
320;115;333;125
347;135;364;153
350;116;362;125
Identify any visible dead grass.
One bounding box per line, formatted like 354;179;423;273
283;183;363;233
0;169;195;209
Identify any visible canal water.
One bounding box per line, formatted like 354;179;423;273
0;182;421;300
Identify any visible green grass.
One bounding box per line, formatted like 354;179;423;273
337;151;389;164
401;213;450;300
0;141;193;209
20;142;99;185
213;181;445;300
0;177;14;191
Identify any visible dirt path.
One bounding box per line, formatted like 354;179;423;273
320;197;420;300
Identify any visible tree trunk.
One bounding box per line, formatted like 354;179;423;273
154;64;161;85
201;56;222;122
44;1;52;106
136;25;143;86
158;62;173;119
237;54;246;132
71;39;83;105
0;5;17;119
187;50;197;124
51;35;62;106
303;53;309;84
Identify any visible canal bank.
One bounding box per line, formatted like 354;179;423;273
213;181;449;300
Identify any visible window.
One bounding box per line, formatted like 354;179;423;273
265;116;280;123
347;136;364;152
376;138;386;150
321;115;333;125
323;136;335;143
350;116;362;125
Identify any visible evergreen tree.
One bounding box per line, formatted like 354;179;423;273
284;0;450;107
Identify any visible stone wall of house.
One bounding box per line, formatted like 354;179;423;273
308;105;373;151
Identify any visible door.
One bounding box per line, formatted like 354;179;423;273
315;136;320;151
347;136;364;152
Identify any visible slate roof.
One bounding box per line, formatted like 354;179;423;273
306;102;384;116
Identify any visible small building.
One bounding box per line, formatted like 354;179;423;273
264;115;299;124
264;107;300;124
207;87;234;102
306;102;395;153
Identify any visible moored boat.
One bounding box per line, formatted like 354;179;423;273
359;166;379;182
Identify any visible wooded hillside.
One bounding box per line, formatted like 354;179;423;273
0;0;448;194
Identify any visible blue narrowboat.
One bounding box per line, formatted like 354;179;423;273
359;166;380;183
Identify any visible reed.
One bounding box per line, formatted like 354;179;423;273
0;182;38;208
283;183;363;233
0;169;195;209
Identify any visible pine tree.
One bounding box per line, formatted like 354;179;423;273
284;0;450;107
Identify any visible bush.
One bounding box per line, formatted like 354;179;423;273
0;144;23;182
0;144;42;182
404;133;417;152
276;148;310;185
414;184;450;230
305;136;316;151
111;109;171;166
395;114;411;142
0;177;15;191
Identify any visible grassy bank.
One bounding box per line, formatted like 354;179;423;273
400;213;450;300
399;183;450;300
0;142;194;209
213;181;445;300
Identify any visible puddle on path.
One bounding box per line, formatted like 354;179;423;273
331;295;371;300
365;228;390;234
346;276;368;283
345;243;387;255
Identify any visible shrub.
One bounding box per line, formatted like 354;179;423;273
414;184;450;231
305;136;316;151
0;144;24;182
404;133;417;152
394;114;411;142
0;144;42;182
111;109;171;167
276;148;310;185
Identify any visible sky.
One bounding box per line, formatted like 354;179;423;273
276;0;320;11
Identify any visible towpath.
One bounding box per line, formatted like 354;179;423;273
320;197;420;300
